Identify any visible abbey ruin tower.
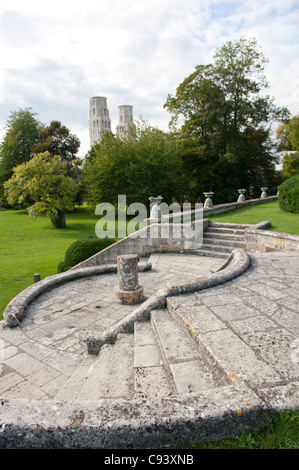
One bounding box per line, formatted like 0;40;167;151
89;97;135;146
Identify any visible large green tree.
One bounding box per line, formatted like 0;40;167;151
83;120;187;209
33;120;80;162
4;152;78;227
33;120;82;201
276;114;299;179
164;37;290;201
0;108;43;204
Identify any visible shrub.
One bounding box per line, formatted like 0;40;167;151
278;175;299;214
57;236;117;272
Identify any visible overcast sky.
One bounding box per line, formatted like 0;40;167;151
0;0;298;158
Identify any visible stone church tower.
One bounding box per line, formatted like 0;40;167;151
116;105;136;140
89;96;111;146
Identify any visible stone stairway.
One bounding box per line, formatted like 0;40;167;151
59;303;230;401
196;222;248;258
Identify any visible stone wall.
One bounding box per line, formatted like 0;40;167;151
73;219;209;269
245;227;299;253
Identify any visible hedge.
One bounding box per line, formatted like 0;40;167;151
278;175;299;214
57;236;117;272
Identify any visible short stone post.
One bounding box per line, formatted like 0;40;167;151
203;192;214;208
237;189;246;203
260;187;268;199
114;254;144;304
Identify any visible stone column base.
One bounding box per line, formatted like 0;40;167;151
114;285;144;305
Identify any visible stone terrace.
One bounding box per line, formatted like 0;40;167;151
0;249;298;448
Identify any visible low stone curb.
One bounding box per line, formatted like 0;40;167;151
0;381;275;449
3;262;152;328
85;249;251;355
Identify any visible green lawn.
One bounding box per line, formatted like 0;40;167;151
0;206;142;319
208;200;299;235
188;409;299;449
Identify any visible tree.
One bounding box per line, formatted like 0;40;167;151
33;120;80;162
0;108;43;204
83;120;187;209
4;152;78;227
276;114;299;179
164;37;290;200
33;120;83;202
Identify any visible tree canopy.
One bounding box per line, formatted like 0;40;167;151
83;120;187;209
33;120;80;162
164;37;290;201
0;108;43;204
4;152;78;227
277;114;299;179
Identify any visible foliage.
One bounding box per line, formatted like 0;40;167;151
276;114;299;180
57;235;117;272
4;151;78;227
282;152;299;179
164;37;290;200
0;108;43;204
32;120;83;203
33;120;80;161
278;174;299;214
83;120;188;208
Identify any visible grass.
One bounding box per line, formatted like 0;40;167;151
188;409;299;449
0;206;145;319
207;200;299;235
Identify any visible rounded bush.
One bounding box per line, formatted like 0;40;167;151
278;175;299;214
57;236;117;272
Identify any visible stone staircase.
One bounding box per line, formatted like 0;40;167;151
58;303;230;401
196;222;249;258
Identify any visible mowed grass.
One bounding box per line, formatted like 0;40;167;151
0;206;145;319
188;409;299;449
208;200;299;235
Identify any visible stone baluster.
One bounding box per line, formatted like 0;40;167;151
203;192;214;208
237;189;246;203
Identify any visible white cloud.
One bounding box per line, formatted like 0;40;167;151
0;0;298;157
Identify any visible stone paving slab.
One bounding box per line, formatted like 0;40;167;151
0;250;298;448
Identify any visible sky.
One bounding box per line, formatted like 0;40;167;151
0;0;298;158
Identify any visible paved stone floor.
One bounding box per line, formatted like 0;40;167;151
0;253;222;400
0;251;298;408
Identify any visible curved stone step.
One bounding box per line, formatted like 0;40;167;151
202;238;245;249
204;232;245;242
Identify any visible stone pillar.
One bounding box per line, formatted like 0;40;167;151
237;189;246;203
145;195;163;226
114;254;144;304
203;192;214;208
